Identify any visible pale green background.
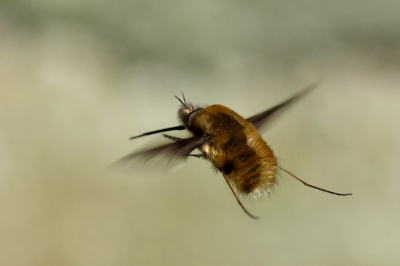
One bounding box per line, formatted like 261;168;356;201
1;1;399;265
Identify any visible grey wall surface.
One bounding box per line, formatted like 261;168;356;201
1;1;399;265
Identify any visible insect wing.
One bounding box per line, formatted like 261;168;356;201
246;83;319;130
113;135;205;168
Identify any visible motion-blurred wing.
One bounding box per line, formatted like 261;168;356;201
246;82;319;131
112;135;206;168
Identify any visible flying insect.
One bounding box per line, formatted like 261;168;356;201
116;84;352;219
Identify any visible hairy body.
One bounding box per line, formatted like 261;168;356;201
189;105;277;195
116;83;352;219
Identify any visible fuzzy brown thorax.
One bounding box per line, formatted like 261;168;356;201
179;104;278;196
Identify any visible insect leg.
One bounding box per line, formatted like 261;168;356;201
189;154;205;158
162;135;205;158
220;171;259;219
278;165;353;196
162;134;184;142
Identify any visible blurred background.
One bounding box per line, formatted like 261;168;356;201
1;1;399;265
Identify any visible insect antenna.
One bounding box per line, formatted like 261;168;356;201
181;93;186;104
175;93;187;105
220;171;259;219
278;165;352;196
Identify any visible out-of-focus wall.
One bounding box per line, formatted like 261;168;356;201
1;1;399;265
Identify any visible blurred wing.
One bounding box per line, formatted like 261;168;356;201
112;135;206;168
246;82;320;131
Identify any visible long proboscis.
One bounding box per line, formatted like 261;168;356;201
130;125;185;140
278;165;353;196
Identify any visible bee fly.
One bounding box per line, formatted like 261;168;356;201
116;84;352;219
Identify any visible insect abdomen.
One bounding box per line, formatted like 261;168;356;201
223;136;277;195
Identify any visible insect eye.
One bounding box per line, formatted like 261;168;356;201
188;108;201;119
186;108;202;126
